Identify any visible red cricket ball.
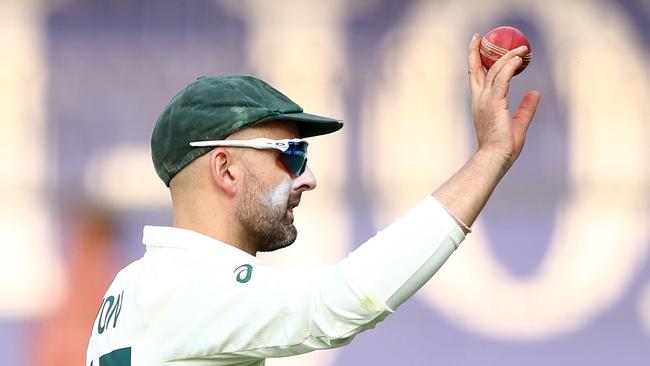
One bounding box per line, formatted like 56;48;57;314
479;26;532;75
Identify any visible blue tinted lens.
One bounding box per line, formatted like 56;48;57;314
278;141;308;177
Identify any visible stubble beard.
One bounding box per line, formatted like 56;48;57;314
235;168;298;252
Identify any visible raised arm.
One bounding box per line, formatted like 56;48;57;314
338;34;542;312
433;34;541;232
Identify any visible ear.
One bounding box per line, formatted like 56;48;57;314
209;148;238;196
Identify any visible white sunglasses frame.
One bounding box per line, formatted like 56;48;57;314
189;138;308;152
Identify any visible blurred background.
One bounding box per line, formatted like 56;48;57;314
1;0;649;365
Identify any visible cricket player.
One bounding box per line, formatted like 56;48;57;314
86;35;539;365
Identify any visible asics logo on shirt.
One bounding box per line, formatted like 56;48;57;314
234;264;253;283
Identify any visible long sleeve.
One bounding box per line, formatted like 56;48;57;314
339;195;465;310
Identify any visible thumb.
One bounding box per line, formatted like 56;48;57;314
513;91;541;133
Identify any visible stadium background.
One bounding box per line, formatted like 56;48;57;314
1;0;649;365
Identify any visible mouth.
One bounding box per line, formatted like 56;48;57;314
288;201;299;212
287;199;300;215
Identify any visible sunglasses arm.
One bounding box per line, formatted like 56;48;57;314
189;138;306;152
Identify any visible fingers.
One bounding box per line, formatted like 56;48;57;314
513;91;541;132
467;33;484;93
484;45;528;88
491;56;522;99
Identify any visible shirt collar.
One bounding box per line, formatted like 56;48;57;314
142;225;260;263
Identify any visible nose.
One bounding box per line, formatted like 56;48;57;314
294;166;317;192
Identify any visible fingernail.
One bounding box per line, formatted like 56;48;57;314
513;56;521;62
472;34;477;41
518;46;527;51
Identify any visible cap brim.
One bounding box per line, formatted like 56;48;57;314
264;112;343;138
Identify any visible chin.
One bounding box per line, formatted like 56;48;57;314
257;227;298;252
257;242;293;253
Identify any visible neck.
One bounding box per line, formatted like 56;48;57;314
173;202;257;256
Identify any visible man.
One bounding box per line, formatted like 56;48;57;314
86;35;539;365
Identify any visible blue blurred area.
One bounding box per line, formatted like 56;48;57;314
47;0;247;194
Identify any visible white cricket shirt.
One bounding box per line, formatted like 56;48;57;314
86;196;465;365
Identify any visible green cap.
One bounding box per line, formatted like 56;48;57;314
151;75;343;186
